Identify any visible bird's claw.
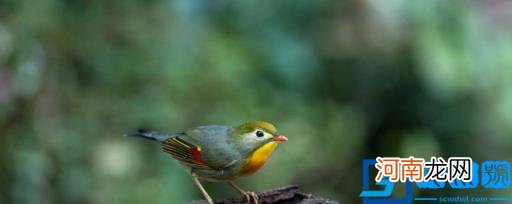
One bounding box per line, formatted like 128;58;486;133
242;191;259;204
249;192;259;204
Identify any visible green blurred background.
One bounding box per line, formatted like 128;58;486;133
1;0;512;203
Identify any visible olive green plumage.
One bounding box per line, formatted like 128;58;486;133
128;121;286;181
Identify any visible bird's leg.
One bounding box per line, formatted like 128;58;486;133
192;173;214;204
227;181;259;204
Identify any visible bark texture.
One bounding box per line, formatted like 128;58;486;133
190;185;338;204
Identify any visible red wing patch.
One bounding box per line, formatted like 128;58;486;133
190;146;203;163
161;137;210;169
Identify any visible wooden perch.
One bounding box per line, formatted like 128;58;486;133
190;185;338;204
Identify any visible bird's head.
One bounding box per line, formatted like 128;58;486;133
233;121;288;153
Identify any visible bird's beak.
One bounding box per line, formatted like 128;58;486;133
274;135;288;142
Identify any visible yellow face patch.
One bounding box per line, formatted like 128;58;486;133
240;141;279;175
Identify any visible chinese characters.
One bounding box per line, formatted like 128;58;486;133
375;156;473;183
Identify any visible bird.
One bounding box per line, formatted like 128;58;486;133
126;121;288;204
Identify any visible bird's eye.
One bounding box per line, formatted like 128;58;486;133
256;130;264;137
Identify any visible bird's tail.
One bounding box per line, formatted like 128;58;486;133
125;129;176;142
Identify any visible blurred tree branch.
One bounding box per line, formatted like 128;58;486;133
190;185;337;204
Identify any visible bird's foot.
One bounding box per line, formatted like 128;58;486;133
242;191;259;204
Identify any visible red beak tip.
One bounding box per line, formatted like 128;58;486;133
276;135;288;142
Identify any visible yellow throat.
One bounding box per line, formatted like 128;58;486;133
240;141;279;175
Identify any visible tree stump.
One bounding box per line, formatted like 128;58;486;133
190;185;338;204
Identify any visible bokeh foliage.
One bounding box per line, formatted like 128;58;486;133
1;0;512;203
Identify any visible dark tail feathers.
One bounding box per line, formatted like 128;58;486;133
125;129;175;142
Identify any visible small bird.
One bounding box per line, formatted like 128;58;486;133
126;121;288;203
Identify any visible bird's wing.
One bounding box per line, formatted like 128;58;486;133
161;125;241;170
161;136;213;170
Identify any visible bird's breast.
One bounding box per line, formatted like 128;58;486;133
240;141;279;176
